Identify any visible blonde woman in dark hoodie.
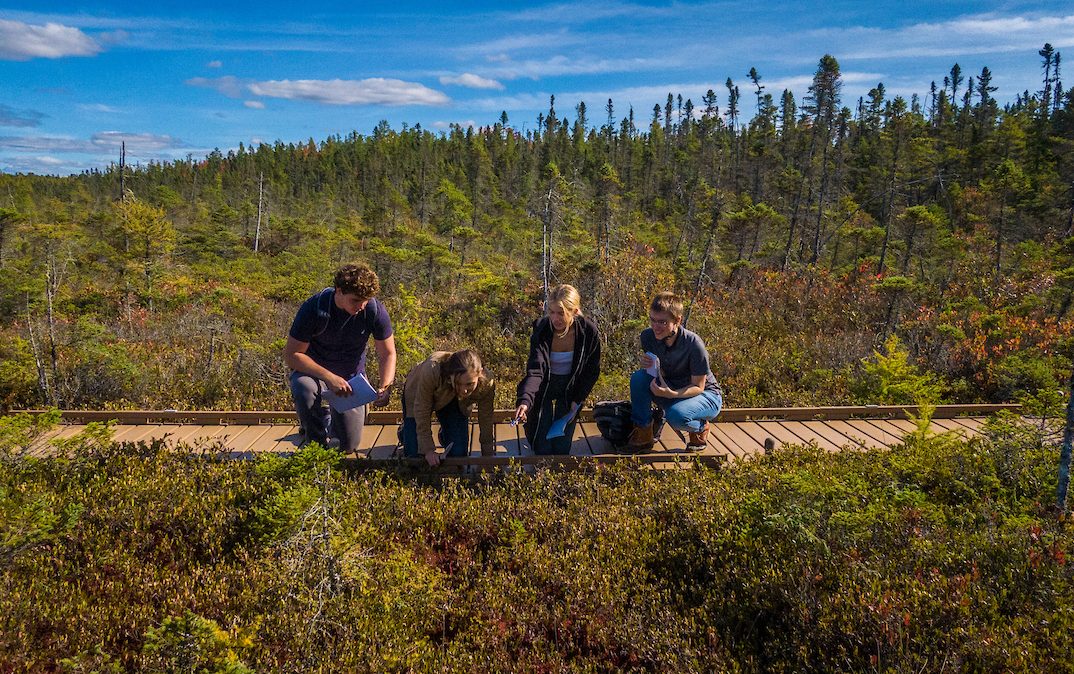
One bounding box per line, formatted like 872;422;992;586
401;349;496;466
514;285;602;455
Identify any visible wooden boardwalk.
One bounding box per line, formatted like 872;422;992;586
14;404;1017;468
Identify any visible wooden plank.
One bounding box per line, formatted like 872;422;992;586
946;416;987;434
776;421;841;452
569;420;594;456
246;424;297;453
825;420;890;449
930;418;979;439
365;425;399;460
656;425;689;453
265;425;303;453
715;422;768;458
699;424;737;458
741;420;803;450
219;425;275;457
803;421;870;451
166;424;220;446
25;425;79;457
863;419;914;446
846;419;905;447
707;424;750;460
11;403;1021;426
494;421;523;456
579;421;615;455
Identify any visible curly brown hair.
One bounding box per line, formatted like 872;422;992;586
333;263;380;299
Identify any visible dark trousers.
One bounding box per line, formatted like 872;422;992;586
400;393;470;458
289;370;365;452
526;374;576;455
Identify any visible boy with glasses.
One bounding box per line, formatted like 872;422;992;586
628;292;723;451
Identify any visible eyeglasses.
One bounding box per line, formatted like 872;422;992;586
649;316;671;327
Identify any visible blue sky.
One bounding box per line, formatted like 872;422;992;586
1;1;1072;175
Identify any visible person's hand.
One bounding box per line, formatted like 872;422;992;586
639;352;655;369
513;404;528;424
650;379;676;399
372;385;392;407
328;374;352;396
424;451;441;467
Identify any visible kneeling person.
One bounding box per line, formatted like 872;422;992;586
285;263;396;452
628;292;722;451
401;349;496;466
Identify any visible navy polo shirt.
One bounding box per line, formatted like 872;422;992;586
289;289;393;378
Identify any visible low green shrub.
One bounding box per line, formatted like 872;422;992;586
0;416;1071;672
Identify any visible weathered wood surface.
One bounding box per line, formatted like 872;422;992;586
11;405;1013;466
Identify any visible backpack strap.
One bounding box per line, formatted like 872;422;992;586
312;287;334;338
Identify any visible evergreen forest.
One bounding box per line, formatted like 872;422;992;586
2;51;1074;411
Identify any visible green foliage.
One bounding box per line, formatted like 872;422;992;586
1;427;1072;671
855;334;944;404
0;409;59;454
142;611;254;673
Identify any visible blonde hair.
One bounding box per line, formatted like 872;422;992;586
547;284;583;330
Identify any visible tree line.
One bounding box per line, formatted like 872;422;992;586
1;48;1073;411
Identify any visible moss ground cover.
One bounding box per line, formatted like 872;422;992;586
1;415;1072;672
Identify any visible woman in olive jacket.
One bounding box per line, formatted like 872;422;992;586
514;285;602;455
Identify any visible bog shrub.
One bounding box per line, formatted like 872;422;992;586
0;416;1071;672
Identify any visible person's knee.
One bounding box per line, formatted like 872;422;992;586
664;404;690;430
629;369;650;390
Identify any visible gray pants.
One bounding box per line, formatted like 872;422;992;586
288;371;366;452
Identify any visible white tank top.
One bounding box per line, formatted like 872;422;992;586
549;350;573;376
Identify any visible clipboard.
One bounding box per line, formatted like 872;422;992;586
323;373;378;413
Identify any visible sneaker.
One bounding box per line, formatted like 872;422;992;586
687;422;709;451
627;423;655;452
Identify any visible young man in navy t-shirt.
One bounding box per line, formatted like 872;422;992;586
284;263;396;452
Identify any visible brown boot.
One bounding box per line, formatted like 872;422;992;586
687;422;710;450
627;422;655;453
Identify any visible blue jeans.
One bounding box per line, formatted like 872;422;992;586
289;371;366;452
400;394;470;458
630;369;723;432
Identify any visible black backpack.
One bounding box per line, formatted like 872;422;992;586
593;400;664;450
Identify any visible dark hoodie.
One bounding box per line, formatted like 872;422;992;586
515;314;602;443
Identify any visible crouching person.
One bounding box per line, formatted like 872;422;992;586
401;349;496;466
628;292;723;452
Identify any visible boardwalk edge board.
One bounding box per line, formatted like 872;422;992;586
10;403;1023;425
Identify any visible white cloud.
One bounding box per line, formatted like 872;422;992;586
77;103;122;113
0;104;46;127
207;60;223;68
244;100;266;109
0;19;101;60
484;54;670;80
439;73;505;90
247;78;449;106
186;76;247;98
91;131;183;152
189;75;449;106
1;155;69;175
0;132;183;154
432;120;477;129
823;12;1074;61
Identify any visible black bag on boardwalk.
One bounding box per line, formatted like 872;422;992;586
593;400;663;451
